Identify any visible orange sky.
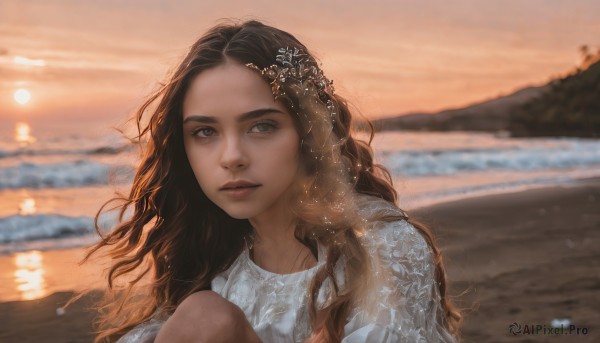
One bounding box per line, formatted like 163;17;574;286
1;0;599;123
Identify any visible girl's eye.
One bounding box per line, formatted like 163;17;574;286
249;122;277;133
192;127;216;138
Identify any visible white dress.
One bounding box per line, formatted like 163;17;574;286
117;195;457;343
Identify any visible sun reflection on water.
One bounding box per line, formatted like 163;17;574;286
18;197;37;215
15;122;36;146
14;251;47;300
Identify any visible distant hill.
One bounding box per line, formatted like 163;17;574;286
508;59;600;138
370;55;600;138
369;85;548;133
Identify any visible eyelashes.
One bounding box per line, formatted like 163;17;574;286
192;127;216;138
248;122;278;133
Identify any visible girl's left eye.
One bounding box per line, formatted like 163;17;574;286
249;122;277;133
192;127;216;138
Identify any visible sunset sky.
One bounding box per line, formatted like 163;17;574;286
1;0;599;124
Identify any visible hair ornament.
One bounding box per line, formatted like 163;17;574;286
245;47;335;100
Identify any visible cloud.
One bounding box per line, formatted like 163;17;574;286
12;56;47;67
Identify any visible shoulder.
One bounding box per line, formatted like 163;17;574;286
362;219;430;258
361;219;435;282
353;194;435;282
354;193;409;224
354;194;431;262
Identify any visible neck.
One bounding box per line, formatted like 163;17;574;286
248;210;317;274
249;212;296;248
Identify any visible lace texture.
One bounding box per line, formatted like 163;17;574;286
116;195;456;342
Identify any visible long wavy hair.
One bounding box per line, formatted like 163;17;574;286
85;20;461;342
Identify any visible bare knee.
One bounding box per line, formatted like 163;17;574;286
155;291;259;343
180;291;247;331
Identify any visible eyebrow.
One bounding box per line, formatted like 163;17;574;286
183;108;285;124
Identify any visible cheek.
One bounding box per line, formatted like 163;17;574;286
277;137;301;175
184;145;212;186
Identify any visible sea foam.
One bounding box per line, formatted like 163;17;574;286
0;160;134;189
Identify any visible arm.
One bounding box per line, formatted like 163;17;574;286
341;220;456;343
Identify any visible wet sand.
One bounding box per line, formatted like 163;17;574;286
1;178;598;342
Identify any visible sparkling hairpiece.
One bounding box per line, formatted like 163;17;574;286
246;47;335;100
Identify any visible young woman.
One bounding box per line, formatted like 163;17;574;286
86;20;462;342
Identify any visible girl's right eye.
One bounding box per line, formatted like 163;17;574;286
192;127;216;138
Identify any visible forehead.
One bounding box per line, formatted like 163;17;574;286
183;61;285;119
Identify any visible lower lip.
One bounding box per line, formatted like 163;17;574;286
221;185;260;198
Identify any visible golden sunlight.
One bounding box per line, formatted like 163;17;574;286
15;122;36;146
13;56;47;67
13;88;32;105
19;198;37;215
14;251;47;300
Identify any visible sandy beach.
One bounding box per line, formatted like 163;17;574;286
0;178;598;342
412;177;600;343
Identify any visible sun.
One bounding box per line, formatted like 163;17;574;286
14;88;32;105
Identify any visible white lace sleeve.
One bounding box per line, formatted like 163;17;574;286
342;219;456;343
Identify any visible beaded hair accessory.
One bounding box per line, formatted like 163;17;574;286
245;47;336;119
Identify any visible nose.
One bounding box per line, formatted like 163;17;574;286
220;135;248;171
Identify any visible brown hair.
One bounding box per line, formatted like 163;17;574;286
85;19;461;342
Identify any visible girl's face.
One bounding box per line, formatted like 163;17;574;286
182;60;301;221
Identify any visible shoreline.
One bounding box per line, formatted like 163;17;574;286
1;177;599;342
3;174;598;257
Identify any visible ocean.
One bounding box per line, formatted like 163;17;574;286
2;119;600;256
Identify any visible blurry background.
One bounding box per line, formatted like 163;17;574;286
2;0;599;120
1;1;599;342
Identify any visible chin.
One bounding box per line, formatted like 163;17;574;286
218;204;257;220
225;212;253;220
